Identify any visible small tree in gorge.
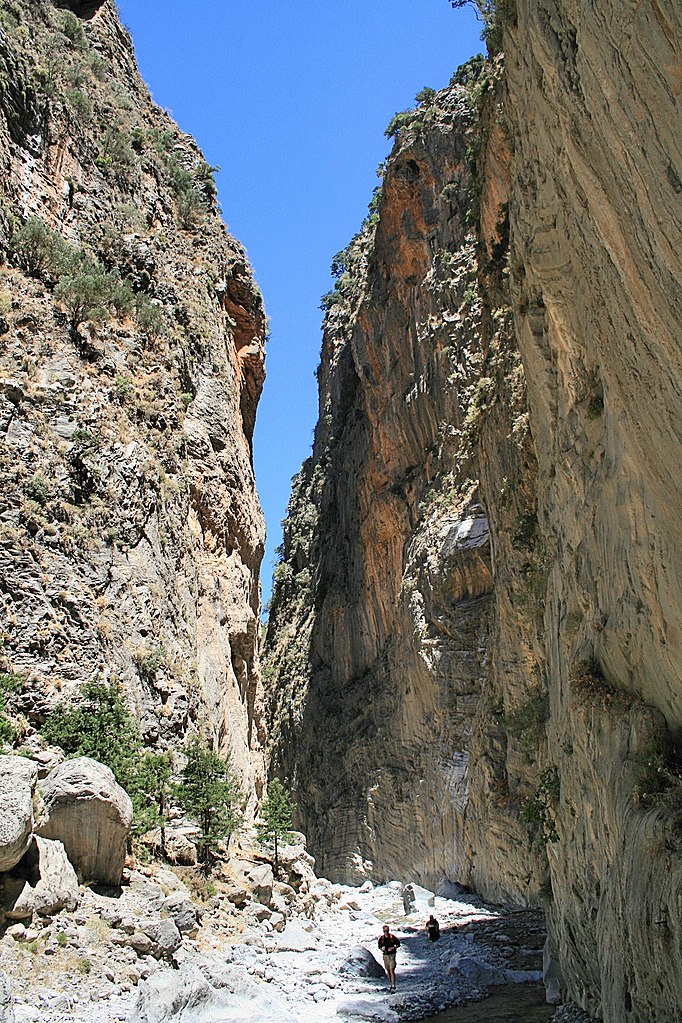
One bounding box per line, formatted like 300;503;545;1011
175;737;244;874
256;778;296;877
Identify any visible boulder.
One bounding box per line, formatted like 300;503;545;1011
164;827;197;866
36;757;132;885
139;918;182;959
130;965;300;1023
242;862;273;904
447;954;507;986
0;970;14;1023
0;756;37;872
162;892;202;935
339;945;385;979
3;836;79;919
277;840;317;893
335;997;399;1021
274;919;317;952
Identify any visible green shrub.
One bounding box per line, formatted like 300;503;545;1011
97;127;135;170
42;681;140;787
67;88;93;121
113;374;133;402
10;218;68;276
54;261;122;327
61;12;87;48
175;738;244;874
41;680;173;837
27;474;49;506
136;296;166;341
135;644;167;684
87;51;107;80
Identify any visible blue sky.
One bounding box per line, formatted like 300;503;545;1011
115;0;482;609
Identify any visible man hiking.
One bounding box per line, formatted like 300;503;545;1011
378;924;401;991
426;914;440;941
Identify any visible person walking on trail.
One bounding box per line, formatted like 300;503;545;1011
378;924;400;991
426;914;440;941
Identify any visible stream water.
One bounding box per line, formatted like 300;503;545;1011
425;983;555;1022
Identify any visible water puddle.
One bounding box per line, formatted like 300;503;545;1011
424;983;554;1022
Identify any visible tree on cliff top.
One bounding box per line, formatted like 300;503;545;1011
256;778;296;876
175;737;245;874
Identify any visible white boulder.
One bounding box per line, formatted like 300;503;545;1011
130;965;300;1023
0;756;37;872
36;757;132;885
3;836;79;919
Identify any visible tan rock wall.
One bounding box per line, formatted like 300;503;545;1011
0;1;266;798
498;3;682;1019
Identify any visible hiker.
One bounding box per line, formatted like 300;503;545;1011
426;914;440;941
378;924;401;991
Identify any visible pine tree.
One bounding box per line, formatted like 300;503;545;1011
131;751;173;850
256;778;296;877
175;738;244;874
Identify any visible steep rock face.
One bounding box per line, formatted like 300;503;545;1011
0;1;266;793
266;73;541;894
266;4;682;1021
499;3;682;1021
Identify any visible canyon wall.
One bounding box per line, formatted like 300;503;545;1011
265;3;682;1021
0;0;267;796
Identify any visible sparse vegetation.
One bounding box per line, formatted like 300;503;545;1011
257;778;296;876
521;766;560;845
634;734;682;847
175;737;245;874
504;692;548;758
0;671;22;747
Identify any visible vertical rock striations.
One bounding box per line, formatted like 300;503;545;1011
500;3;682;1021
266;3;682;1021
0;1;267;795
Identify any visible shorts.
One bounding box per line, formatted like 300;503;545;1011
383;953;397;970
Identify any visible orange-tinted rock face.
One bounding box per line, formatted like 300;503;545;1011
0;1;266;797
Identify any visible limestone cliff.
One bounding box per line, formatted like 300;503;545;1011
265;3;682;1021
0;0;267;795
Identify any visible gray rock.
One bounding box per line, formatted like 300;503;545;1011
140;917;182;958
130;965;300;1023
36;757;133;885
0;970;13;1023
543;935;564;1005
3;835;79;919
447;953;507;986
0;756;37;872
161;892;202;934
242;862;274;904
339;944;385;979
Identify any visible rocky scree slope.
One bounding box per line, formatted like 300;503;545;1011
264;3;682;1022
0;0;267;791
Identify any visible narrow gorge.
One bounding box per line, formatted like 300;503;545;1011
0;3;680;1023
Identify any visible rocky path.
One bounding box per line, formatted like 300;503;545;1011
1;871;596;1023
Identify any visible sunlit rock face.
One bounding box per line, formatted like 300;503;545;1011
267;3;682;1021
265;73;539;895
0;0;267;798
